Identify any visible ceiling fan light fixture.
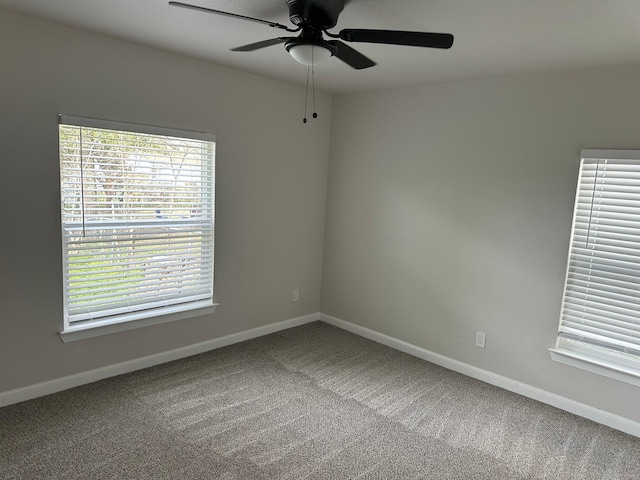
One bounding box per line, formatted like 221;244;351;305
286;43;333;66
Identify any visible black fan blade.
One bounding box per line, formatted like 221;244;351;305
232;38;289;52
339;29;454;49
328;41;376;70
168;1;297;32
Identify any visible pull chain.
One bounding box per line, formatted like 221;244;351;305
311;47;318;119
302;46;318;123
303;65;310;123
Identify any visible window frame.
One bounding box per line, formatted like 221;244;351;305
58;115;217;343
550;149;640;386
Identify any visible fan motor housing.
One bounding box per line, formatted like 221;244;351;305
286;0;345;29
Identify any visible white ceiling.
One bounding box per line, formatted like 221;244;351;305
3;0;640;94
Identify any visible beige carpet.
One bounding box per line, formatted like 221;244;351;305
1;322;639;479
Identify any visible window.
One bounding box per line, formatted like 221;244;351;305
551;150;640;386
59;115;216;341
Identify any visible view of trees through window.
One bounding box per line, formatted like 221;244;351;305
59;122;214;325
60;126;212;223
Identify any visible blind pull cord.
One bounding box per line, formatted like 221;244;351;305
79;127;86;237
586;159;600;249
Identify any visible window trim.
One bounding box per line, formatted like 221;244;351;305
550;149;640;385
59;115;215;143
549;346;640;388
58;115;217;341
59;303;218;343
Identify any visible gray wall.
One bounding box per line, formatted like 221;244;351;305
321;67;640;423
0;11;330;391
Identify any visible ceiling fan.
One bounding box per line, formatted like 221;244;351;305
168;0;454;70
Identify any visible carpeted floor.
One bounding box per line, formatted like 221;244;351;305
1;321;640;479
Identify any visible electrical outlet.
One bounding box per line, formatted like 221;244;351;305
475;331;486;348
292;289;299;302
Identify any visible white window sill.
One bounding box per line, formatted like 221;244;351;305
549;347;640;388
59;303;218;343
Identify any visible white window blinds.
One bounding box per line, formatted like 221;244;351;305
59;115;215;329
557;150;640;367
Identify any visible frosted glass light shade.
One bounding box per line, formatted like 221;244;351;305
288;44;333;66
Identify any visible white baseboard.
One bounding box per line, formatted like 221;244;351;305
4;311;639;439
319;313;640;439
0;313;319;408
